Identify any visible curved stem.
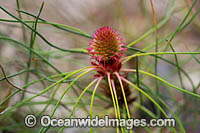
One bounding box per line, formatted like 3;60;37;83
126;46;196;92
59;78;100;133
167;0;198;44
140;81;185;132
0;11;92;39
22;2;44;100
121;77;177;133
127;0;175;47
114;72;131;119
134;103;158;119
0;69;31;81
0;6;91;53
122;52;200;64
69;78;99;118
36;83;62;117
111;80;121;119
111;79;124;133
40;69;94;133
0;64;36;94
1;67;90;118
0;35;61;73
89;77;102;133
120;77;168;118
107;73;119;133
121;69;200;98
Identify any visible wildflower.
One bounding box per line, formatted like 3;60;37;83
87;26;127;77
87;26;136;113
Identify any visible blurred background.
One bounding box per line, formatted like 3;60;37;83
0;0;200;132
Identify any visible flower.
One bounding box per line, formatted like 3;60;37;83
87;26;126;62
86;27;135;109
87;26;127;76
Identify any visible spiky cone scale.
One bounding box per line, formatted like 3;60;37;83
87;26;126;63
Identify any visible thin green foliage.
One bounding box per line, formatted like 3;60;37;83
0;1;199;132
0;6;89;53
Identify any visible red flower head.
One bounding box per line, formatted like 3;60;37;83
87;26;127;77
87;26;126;62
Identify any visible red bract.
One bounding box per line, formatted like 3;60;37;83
91;58;122;78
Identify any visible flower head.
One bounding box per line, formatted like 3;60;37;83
87;26;127;77
86;26;136;111
87;26;126;62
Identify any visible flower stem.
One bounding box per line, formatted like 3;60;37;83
107;73;120;133
120;77;168;118
111;79;125;133
1;67;90;119
90;77;102;133
114;72;131;119
121;69;200;98
40;68;95;133
123;52;200;64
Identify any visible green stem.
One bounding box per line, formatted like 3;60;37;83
40;69;94;133
127;0;175;47
22;2;44;100
123;51;200;64
0;6;89;53
126;46;196;92
115;73;132;133
0;69;32;81
58;78;98;133
36;83;62;117
0;67;91;119
150;0;159;95
120;76;174;133
16;0;27;43
18;10;92;39
111;79;124;133
107;73;119;133
0;35;61;73
90;77;102;133
114;72;131;119
167;0;198;43
121;69;200;98
140;81;185;132
120;77;168;118
135;56;143;104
